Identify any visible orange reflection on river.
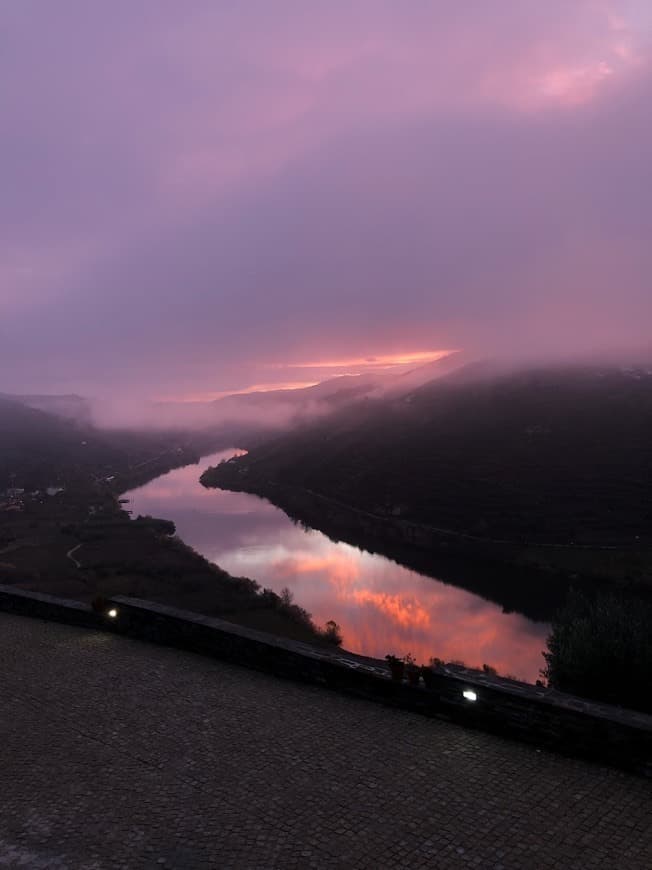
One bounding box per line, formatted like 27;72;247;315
126;450;549;682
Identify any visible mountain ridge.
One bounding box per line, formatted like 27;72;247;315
202;362;652;560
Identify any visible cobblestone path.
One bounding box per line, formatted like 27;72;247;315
0;612;650;869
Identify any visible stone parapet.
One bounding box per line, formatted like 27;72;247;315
0;583;649;777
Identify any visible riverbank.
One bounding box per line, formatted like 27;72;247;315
0;438;339;648
128;450;550;680
201;459;652;622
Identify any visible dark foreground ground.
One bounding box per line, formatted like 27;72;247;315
1;613;651;870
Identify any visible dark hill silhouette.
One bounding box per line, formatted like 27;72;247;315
145;353;467;432
0;398;114;488
203;362;652;566
0;399;201;491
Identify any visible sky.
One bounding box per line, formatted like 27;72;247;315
2;1;652;400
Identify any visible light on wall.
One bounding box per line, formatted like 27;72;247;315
462;689;477;702
107;608;118;618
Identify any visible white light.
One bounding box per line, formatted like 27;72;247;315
107;608;118;618
462;690;477;702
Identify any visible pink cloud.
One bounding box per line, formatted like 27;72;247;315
2;1;652;396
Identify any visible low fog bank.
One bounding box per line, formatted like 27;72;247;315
86;352;470;431
89;393;333;433
10;344;650;435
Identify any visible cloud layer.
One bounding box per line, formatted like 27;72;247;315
2;1;652;397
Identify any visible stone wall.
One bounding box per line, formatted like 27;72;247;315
1;583;650;777
0;584;101;629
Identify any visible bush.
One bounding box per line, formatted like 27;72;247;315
320;620;343;646
277;587;315;630
542;589;652;712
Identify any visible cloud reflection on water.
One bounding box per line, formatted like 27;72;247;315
127;450;549;681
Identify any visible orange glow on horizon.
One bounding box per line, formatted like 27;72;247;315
234;380;321;394
276;349;457;370
157;348;458;403
158;381;320;403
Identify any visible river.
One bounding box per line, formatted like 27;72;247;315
125;448;549;681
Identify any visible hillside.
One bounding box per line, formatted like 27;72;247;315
203;364;652;569
0;399;339;646
134;353;465;432
0;398;115;490
0;398;204;491
0;392;92;424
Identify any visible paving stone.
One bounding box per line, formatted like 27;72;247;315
0;611;650;868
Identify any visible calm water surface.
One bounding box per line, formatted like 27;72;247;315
125;449;549;681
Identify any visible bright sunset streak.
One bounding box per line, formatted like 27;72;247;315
234;381;320;394
160;381;320;403
278;349;457;371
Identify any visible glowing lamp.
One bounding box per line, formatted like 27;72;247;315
462;689;477;702
107;608;118;619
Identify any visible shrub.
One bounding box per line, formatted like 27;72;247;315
277;586;315;630
542;589;652;713
320;620;343;646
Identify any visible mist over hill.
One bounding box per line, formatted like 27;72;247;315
1;359;447;490
82;352;467;432
0;398;205;491
0;392;92;425
204;362;652;553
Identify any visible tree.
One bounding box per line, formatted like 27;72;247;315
321;620;343;646
542;589;652;713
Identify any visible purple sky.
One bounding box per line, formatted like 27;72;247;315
2;1;652;400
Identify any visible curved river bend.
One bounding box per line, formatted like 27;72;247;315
125;449;549;682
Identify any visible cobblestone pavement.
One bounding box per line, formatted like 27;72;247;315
0;613;650;870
